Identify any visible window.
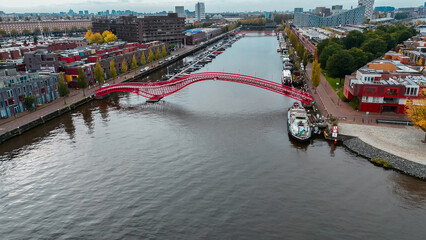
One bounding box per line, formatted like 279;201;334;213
7;98;14;105
19;95;25;102
364;87;376;95
385;88;398;96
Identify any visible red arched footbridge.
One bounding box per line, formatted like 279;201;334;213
94;72;314;105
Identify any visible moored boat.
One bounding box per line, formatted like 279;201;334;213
287;102;312;142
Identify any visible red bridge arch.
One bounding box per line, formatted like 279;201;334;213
94;72;313;105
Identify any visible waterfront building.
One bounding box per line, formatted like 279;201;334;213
358;0;375;19
343;59;426;114
92;13;185;44
294;8;304;14
24;50;59;73
0;20;91;34
195;2;206;21
175;6;185;18
0;69;59;118
294;6;365;27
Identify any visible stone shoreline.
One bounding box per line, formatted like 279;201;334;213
341;135;426;180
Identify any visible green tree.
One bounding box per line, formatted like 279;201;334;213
110;59;117;83
121;58;127;73
33;27;41;35
396;30;413;43
22;29;31;35
361;38;387;58
0;29;6;37
42;26;49;34
33;35;38;44
24;95;35;111
162;45;167;58
71;25;78;32
343;30;365;49
395;12;408;20
131;55;138;69
155;48;161;60
347;48;368;70
141;53;146;65
53;27;61;33
57;72;70;105
326;51;355;85
94;61;104;86
319;42;343;69
148;49;154;64
317;38;342;56
303;49;308;71
77;67;88;96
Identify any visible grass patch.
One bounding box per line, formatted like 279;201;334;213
337;91;349;102
323;71;343;91
370;158;393;169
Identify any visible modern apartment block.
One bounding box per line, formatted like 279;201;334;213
294;6;365;27
358;0;375;19
0;20;92;34
195;2;206;21
92;13;185;44
0;69;59;118
24;50;59;73
343;59;426;114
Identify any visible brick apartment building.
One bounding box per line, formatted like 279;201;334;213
0;20;92;34
92;13;185;44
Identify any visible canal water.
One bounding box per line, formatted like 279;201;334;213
1;35;426;239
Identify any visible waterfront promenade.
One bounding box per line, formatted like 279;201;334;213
0;46;196;137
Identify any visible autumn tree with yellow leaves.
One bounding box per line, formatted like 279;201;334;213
406;91;426;143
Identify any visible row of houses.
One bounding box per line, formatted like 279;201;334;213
0;68;58;118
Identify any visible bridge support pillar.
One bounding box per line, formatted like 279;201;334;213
146;98;162;103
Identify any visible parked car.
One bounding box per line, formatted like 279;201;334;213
140;67;149;72
101;83;110;88
159;61;164;64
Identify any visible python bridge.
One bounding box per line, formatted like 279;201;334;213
94;72;314;105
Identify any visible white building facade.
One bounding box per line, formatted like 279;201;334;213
195;2;206;21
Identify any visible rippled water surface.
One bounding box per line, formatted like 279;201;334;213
1;35;426;239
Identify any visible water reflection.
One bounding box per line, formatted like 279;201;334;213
80;107;94;134
62;113;76;140
391;173;426;206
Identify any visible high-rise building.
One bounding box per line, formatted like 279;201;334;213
84;10;89;15
358;0;375;19
294;6;365;27
294;8;304;13
175;6;185;18
195;2;205;21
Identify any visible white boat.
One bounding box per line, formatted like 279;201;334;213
287;102;312;142
282;70;292;86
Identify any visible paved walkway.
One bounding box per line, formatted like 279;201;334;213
339;123;426;164
304;62;409;124
0;46;196;136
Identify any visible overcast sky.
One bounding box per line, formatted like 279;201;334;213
0;0;424;13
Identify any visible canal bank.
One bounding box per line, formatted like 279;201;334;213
0;33;230;144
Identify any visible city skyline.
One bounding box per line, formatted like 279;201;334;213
0;0;424;13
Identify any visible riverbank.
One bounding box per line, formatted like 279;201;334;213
339;123;426;180
0;33;229;144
